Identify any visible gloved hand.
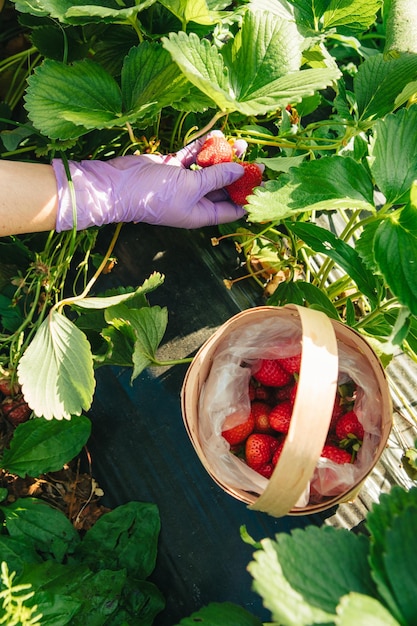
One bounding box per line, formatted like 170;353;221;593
52;133;247;231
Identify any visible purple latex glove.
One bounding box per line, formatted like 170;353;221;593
52;134;247;231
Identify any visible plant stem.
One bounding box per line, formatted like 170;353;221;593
352;297;399;329
55;223;123;312
184;111;228;145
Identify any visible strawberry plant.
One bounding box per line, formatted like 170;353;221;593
1;0;417;623
176;484;417;625
1;0;414;419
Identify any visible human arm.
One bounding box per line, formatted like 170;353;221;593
0;160;58;236
0;134;247;237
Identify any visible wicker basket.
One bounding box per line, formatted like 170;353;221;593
181;305;392;517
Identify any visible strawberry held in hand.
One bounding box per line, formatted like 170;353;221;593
196;135;233;167
225;161;263;205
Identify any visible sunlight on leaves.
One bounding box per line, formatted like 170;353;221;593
17;312;95;420
162;10;340;116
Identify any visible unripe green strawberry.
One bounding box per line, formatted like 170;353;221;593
225;161;263;205
196;135;233;167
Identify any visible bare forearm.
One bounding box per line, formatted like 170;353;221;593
0;160;58;236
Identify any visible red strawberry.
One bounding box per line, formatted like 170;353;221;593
253;359;292;387
272;439;285;465
273;382;294;402
329;392;345;431
277;353;302;375
222;411;255;445
289;382;298;405
0;377;19;396
248;380;256;402
257;463;274;479
321;444;352;464
335;410;364;442
245;433;278;469
225;162;263;205
269;401;293;434
196;135;233;167
2;395;32;426
251;401;272;434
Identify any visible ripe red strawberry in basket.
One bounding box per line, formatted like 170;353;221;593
196;135;233;167
277;353;302;375
225;162;263;205
251;401;272;434
253;359;293;387
335;410;364;442
272;439;285;466
321;444;352;464
222;411;255;445
269;401;293;434
245;433;278;470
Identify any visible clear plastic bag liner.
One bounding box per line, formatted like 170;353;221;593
198;316;383;505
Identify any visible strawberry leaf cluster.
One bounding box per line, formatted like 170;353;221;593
179;485;417;626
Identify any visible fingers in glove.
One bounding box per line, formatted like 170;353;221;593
196;162;245;196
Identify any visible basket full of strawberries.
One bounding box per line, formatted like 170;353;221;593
181;305;392;517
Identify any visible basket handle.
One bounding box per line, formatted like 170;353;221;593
249;304;339;517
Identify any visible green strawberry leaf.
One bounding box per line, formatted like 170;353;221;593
24;59;123;140
267;279;341;320
248;538;335;626
104;304;168;380
373;201;417;315
162;10;341;116
121;43;188;119
286;221;381;305
355;53;417;125
175;602;263;626
1;415;91;478
322;0;382;34
17;311;95;421
247;0;295;21
24;49;191;139
383;504;417;625
272;526;377;615
335;593;402;626
246;156;375;222
64;0;156;25
12;0;156;23
368;106;417;205
158;0;231;27
366;486;417;622
0;497;80;562
257;154;307;173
